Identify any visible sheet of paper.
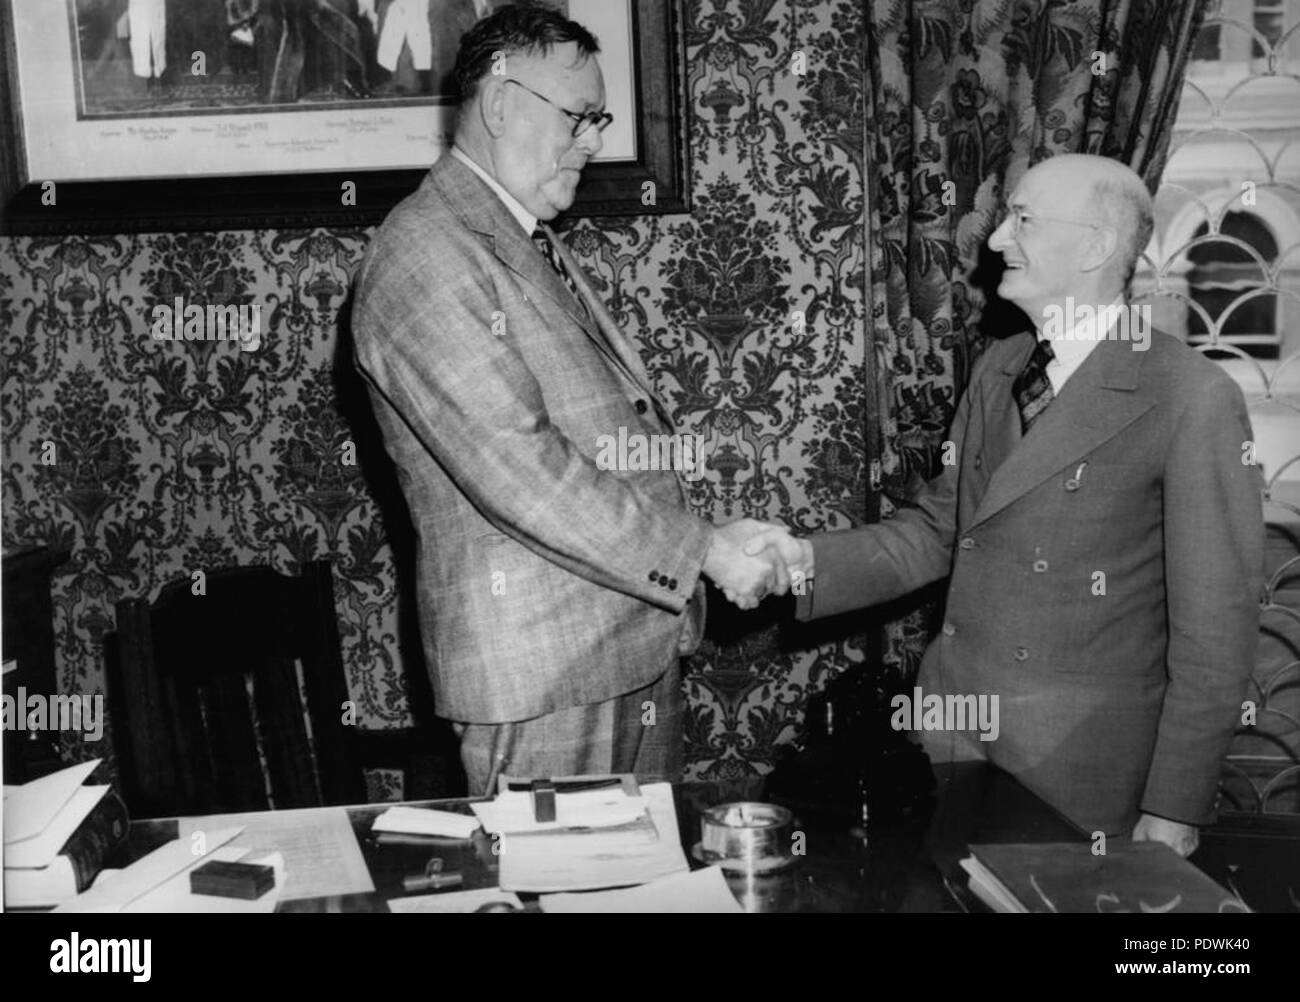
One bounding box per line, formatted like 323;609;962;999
540;864;744;913
497;782;689;893
4;785;109;868
54;827;244;912
372;806;481;839
176;805;373;901
472;787;648;834
121;848;285;914
388;887;524;913
2;759;101;844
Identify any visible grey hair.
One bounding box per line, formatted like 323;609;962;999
1090;169;1154;285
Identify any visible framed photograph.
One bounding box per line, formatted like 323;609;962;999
0;0;689;232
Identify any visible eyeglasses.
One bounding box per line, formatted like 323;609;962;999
504;79;613;140
999;207;1105;237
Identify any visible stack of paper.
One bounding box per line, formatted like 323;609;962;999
3;759;125;907
372;806;481;839
540;865;744;913
471;786;648;834
477;782;689;893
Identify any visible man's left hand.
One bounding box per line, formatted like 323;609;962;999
1131;813;1199;857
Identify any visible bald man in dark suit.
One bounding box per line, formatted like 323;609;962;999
750;155;1264;856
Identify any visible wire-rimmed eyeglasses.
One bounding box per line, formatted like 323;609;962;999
999;206;1106;237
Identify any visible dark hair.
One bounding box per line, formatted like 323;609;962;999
452;2;601;102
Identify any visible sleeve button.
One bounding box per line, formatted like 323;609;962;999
635;399;649;414
649;571;660;583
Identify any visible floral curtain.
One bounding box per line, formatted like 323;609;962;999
864;0;1209;682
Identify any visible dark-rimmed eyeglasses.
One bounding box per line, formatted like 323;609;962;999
999;207;1105;237
505;79;613;140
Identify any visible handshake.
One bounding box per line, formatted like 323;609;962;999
702;519;815;610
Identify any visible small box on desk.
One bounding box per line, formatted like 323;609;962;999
189;860;275;900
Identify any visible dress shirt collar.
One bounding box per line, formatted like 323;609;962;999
450;146;538;236
1035;293;1126;391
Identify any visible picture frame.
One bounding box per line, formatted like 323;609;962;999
0;0;689;233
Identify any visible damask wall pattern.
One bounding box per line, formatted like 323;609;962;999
0;1;873;784
0;0;1207;788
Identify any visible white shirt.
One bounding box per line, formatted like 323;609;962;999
1038;294;1126;395
449;146;538;236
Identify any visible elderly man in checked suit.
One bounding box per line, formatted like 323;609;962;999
351;4;794;791
751;154;1264;856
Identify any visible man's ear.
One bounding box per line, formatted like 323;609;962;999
1080;225;1119;274
479;78;509;138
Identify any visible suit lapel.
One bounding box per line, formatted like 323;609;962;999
978;336;1032;481
429;158;673;429
547;229;672;426
968;335;1154;529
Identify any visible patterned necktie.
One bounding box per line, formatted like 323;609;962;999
1013;338;1056;434
532;225;589;318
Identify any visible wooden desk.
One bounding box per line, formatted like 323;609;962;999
107;763;1087;913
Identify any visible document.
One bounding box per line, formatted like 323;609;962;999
472;786;648;834
3;759;101;844
540;864;744;913
496;782;689;893
5;784;109;868
372;806;481;839
177;805;373;901
388;888;524;913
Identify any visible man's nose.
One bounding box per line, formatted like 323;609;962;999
577;126;604;158
988;216;1012;252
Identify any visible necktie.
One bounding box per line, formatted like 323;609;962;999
1013;338;1055;434
532;225;589;318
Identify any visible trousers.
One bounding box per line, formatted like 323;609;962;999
128;0;167;78
456;658;685;795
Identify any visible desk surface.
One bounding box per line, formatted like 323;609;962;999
111;762;1087;912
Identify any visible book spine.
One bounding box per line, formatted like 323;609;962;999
58;790;130;893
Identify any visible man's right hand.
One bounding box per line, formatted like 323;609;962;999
702;519;799;610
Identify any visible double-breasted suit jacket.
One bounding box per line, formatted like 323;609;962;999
798;329;1264;835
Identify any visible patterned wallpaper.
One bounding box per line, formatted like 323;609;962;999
1;1;872;785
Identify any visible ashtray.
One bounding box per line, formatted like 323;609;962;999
693;801;799;874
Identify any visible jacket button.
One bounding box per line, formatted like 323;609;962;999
1014;646;1029;661
1064;479;1080;491
635;399;649;414
1033;559;1048;572
959;537;975;550
974;455;983;470
942;622;955;636
649;571;660;583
